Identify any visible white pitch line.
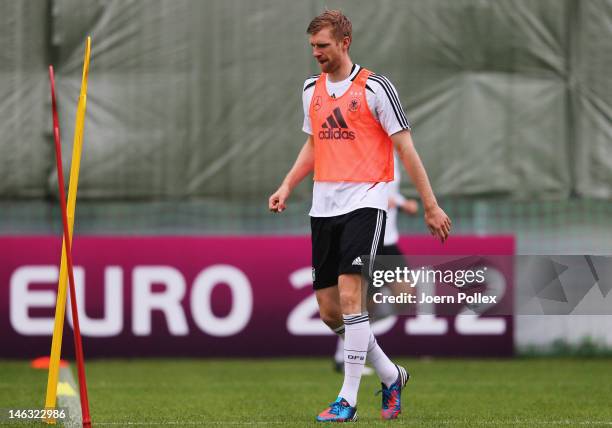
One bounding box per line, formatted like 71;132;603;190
57;365;82;427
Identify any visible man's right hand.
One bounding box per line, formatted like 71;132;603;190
269;185;291;213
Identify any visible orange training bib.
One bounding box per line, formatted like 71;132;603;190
310;68;394;182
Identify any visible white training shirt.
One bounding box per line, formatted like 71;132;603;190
384;154;406;246
303;64;411;217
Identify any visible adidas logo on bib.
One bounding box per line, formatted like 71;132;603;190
319;107;355;140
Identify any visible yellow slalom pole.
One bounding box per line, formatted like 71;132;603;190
44;36;91;421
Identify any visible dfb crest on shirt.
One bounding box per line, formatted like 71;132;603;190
313;96;322;111
348;97;360;112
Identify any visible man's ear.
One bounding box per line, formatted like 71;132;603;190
343;36;352;51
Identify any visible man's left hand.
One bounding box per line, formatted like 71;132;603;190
424;205;451;243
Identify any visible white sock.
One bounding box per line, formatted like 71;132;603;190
334;337;344;364
339;314;370;406
333;325;397;386
332;325;345;364
367;332;398;387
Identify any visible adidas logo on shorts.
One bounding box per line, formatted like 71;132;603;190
352;256;364;266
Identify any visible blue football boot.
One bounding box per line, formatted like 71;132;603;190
316;396;358;422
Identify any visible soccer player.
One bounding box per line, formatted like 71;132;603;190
269;10;451;422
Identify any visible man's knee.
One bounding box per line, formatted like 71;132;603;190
339;285;360;303
338;274;363;313
315;286;342;328
319;306;342;328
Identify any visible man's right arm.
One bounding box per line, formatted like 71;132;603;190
268;135;314;213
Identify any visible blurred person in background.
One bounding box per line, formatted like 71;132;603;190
269;10;450;422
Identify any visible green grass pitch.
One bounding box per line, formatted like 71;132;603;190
1;358;611;427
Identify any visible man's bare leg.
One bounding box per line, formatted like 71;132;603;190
315;286;343;333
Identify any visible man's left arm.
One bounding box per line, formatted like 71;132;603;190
391;130;451;242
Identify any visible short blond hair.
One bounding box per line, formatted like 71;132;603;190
307;10;352;45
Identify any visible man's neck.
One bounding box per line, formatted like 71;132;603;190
327;59;354;83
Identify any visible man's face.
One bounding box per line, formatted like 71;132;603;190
309;27;347;74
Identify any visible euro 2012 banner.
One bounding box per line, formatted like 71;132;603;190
0;236;514;358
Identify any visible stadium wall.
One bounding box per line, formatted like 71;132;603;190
1;235;515;358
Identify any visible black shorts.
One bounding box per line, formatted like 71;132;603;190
379;243;403;257
311;208;386;290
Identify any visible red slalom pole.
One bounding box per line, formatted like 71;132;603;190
49;65;92;428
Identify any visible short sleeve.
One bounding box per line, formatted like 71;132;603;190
367;74;411;136
302;76;318;135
